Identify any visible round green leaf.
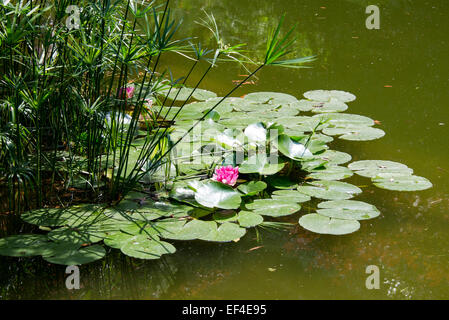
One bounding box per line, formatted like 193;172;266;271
323;126;385;141
299;214;360;235
199;222;246;242
237;181;267;196
21;204;103;227
306;165;354;181
372;174;432;191
239;153;286;175
43;245;106;265
0;234;50;257
265;176;298;189
304;90;356;103
194;181;242;210
297;180;362;200
348;160;413;178
246;199;301;217
271;190;311;203
277;134;313;159
120;235;176;260
237;211;264;228
317;200;380;220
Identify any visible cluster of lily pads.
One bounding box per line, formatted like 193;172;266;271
0;89;432;265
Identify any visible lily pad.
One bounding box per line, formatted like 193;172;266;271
298;98;349;113
199;222;246;242
314;113;374;128
265;176;298;189
158;219;216;240
348;160;413;178
43;245;106;265
306;165;354;181
271;190;311;203
192;88;218;101
372;174;432;191
21;204;104;227
317;200;380;220
246;199;301;217
315;150;352;165
47;226;106;245
237;181;267;196
239;153;286;176
120;235;176;260
237;211;264;228
298;214;360;235
103;231;136;249
213;211;239;223
244;92;298;105
277;134;313;159
297;180;362;200
0;234;50;257
194;181;242;210
323;126;385;141
304;90;356;103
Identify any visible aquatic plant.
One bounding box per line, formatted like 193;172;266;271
0;88;432;265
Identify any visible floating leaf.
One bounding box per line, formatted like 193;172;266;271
297;180;362;200
317;200;380;220
48;226;106;245
348;160;413;178
237;181;267;196
239;153;286;175
246;199;301;217
0;234;50;257
265;176;298;189
372;174;432;191
277;134;313;159
244;92;298;105
158;220;215;240
299;214;360;235
271;190;311;203
323;126;385;141
199;222;246;242
194;181;242;209
120;235;176;260
213;211;239;223
103;232;136;249
237;211;264;228
314;113;374;128
43;245;106;265
315;150;352;165
298;98;349;113
21;204;103;227
304;90;356;103
306;165;354;181
192;88;218;101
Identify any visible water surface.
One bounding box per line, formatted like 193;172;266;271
1;0;448;299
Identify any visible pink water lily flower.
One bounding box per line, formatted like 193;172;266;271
118;86;135;100
213;165;239;186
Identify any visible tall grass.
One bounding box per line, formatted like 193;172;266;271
0;0;314;214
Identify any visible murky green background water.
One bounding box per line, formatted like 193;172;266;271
1;0;448;299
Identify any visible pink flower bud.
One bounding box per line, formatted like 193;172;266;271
212;165;239;186
118;86;135;100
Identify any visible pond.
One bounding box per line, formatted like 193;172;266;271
1;0;448;299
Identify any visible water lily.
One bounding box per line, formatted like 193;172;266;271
118;86;135;100
213;165;239;186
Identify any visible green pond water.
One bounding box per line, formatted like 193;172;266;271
1;0;449;299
